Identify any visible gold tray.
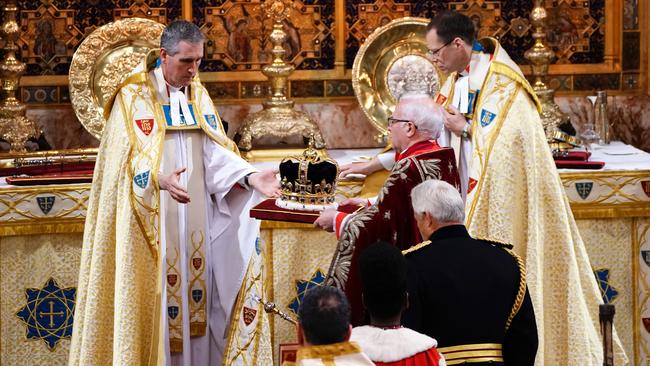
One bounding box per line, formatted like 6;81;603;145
69;18;165;140
352;17;444;139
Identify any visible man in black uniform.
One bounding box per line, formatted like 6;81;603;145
403;179;538;365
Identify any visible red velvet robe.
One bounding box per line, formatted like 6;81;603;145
327;140;460;325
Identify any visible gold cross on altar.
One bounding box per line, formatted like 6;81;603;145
40;301;64;327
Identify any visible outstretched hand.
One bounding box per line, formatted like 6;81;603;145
248;169;281;198
339;157;383;178
159;167;191;203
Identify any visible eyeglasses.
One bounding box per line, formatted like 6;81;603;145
426;39;453;59
387;117;418;130
387;116;410;126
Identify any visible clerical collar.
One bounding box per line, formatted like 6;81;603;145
153;63;197;127
460;41;486;77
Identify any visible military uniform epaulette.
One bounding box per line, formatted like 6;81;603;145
484;239;514;250
402;240;431;255
474;236;526;330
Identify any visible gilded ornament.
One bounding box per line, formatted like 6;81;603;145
352;17;442;143
237;0;325;151
69;18;165;140
523;1;572;145
0;0;42;153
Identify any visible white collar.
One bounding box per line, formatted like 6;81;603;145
350;326;436;362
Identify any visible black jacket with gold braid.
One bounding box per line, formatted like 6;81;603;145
402;225;538;366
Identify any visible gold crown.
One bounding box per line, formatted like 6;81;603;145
278;143;339;209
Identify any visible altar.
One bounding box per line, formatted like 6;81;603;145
1;143;649;365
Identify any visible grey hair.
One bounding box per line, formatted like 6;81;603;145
411;179;465;223
160;20;205;55
397;94;444;139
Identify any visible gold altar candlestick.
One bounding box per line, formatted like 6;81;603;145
0;0;41;152
237;0;325;152
524;0;569;144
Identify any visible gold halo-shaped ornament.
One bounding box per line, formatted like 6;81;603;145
352;17;444;139
69;18;165;140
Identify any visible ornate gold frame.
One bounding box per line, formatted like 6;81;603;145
17;0;627;87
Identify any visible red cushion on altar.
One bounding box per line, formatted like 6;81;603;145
554;160;605;169
250;198;362;224
553;151;591;161
0;161;95;177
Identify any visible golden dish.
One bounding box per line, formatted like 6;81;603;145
352;17;443;140
69;18;165;140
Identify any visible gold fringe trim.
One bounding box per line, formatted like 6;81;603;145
190;322;206;337
260;221;315;230
0;219;85;236
570;203;650;219
169;339;183;354
296;342;363;360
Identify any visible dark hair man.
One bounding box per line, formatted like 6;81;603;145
426;10;624;365
285;286;374;366
70;20;280;366
351;241;445;365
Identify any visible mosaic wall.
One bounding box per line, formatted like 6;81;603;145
1;0;647;153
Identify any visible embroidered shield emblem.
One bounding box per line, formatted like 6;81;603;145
644;318;650;334
134;171;150;189
480;109;497;127
36;196;55;215
255;237;262;255
204;114;219;130
167;274;178;287
135;118;154;136
435;94;447;104
192;257;202;270
243;306;257;326
192;289;203;303
467;178;478;194
168;306;179;319
642;181;650;198
642;251;650;268
575;182;593;200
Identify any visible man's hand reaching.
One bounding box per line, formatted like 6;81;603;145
159;167;191;203
248;169;281;198
339;157;383;178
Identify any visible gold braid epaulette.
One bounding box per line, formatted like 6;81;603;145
474;235;526;331
504;249;527;331
402;240;431;255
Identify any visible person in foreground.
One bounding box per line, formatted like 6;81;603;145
351;241;445;366
403;179;537;365
69;21;279;366
284;286;375;366
315;95;460;325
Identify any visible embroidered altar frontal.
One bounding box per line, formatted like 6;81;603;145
1;165;650;365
